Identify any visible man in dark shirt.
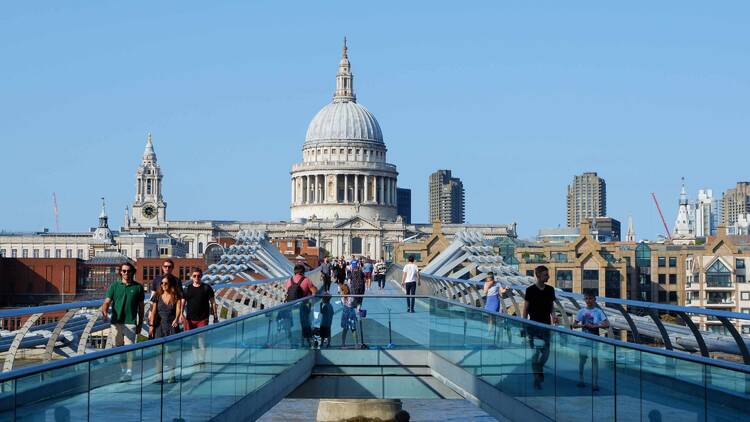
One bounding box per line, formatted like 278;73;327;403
320;256;332;293
523;265;557;390
183;267;217;329
151;259;183;296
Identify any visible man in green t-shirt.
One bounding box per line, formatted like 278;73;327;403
101;262;145;381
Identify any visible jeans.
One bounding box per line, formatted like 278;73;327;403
376;274;385;289
322;274;331;292
405;282;417;311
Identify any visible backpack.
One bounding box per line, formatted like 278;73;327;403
286;276;306;302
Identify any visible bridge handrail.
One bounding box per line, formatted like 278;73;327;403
3;292;750;385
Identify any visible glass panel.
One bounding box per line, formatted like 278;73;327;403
640;351;705;420
591;340;615;422
15;361;90;421
140;343;164;421
0;380;14;421
89;348;143;419
706;364;750;420
555;333;593;421
615;346;641;420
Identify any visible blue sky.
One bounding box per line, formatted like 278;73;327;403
1;2;748;239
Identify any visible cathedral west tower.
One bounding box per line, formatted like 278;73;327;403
129;133;167;228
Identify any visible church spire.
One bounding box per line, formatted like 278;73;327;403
334;37;356;103
143;132;157;162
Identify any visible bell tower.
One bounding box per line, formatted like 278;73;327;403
130;133;167;227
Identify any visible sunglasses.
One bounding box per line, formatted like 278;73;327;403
163;265;174;269
191;274;201;278
160;281;170;285
120;270;132;274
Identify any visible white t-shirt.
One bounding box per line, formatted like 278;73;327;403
403;263;419;283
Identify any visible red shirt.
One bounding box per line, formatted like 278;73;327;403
284;275;315;296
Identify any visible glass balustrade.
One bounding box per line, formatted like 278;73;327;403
1;295;748;421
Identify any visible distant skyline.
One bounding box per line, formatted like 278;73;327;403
1;2;748;239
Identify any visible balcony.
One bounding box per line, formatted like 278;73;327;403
706;280;734;289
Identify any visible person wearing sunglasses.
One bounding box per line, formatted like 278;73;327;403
150;259;183;297
101;262;144;382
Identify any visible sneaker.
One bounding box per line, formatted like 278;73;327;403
119;373;132;383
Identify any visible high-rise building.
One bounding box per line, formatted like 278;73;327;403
721;182;750;226
429;170;465;224
695;189;717;237
396;188;412;224
566;172;606;228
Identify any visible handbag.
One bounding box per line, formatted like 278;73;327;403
358;308;367;318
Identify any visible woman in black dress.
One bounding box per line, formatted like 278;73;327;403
149;276;183;382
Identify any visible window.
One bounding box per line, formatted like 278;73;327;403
66;249;72;258
44;249;50;258
741;309;750;314
198;242;204;254
556;270;573;291
33;249;39;258
0;249;5;257
668;291;677;302
136;249;141;258
551;252;568;263
738;275;746;283
605;270;621;298
77;249;83;259
658;274;665;284
706;259;732;287
658;291;667;302
658;257;666;267
668;257;677;267
737;259;746;269
11;249;17;258
146;250;153;257
743;326;750;335
55;249;61;258
526;270;534;277
22;249;28;258
669;274;677;284
742;292;750;301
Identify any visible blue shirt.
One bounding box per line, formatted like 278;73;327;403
363;262;373;272
575;307;607;336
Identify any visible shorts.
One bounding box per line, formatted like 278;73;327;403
111;323;137;347
184;319;209;330
364;272;372;280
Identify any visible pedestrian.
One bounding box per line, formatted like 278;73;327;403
335;259;347;293
149;275;183;383
522;265;558;390
101;262;144;382
349;261;366;309
182;267;217;370
151;259;183;297
483;272;507;312
285;264;318;347
340;284;358;347
320;256;332;293
319;294;334;348
401;256;420;313
374;258;386;290
182;267;218;330
363;258;374;290
573;290;609;391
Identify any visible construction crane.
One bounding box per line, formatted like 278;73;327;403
651;192;672;241
52;192;60;232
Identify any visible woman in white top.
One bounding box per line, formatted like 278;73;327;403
483;272;506;313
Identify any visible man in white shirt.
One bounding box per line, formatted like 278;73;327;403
401;255;420;313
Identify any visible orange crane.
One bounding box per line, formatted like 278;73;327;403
651;192;672;241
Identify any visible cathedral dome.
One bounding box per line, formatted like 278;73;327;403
304;101;383;145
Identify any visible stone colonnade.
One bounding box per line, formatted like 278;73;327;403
291;174;397;206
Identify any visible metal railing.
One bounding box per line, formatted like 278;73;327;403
387;264;750;365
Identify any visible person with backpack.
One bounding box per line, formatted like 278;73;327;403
285;264;317;347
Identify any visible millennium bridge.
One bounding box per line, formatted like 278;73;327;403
1;231;749;421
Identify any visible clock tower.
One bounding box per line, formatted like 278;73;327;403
130;133;167;227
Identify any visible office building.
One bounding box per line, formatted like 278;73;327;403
396;188;412;224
